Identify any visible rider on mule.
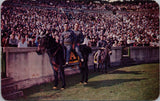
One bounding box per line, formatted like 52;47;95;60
60;22;75;65
73;23;84;62
96;34;107;66
60;22;84;65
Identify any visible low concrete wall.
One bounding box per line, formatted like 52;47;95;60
3;47;55;89
110;47;122;66
2;46;159;90
130;47;159;63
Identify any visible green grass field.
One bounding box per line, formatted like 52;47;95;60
19;63;159;100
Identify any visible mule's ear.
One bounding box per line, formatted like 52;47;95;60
46;33;50;37
40;31;46;38
40;35;46;38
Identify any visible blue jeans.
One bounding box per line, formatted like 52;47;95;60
75;45;83;60
64;44;72;63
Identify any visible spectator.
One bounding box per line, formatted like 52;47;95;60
35;37;41;47
112;40;119;47
1;34;9;47
18;36;28;48
28;36;37;47
9;34;18;47
83;35;90;46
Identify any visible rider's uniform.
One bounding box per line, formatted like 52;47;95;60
73;30;84;61
60;29;75;64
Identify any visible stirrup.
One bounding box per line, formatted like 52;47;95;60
53;86;57;90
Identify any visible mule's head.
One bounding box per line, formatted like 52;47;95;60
105;45;112;55
37;34;50;55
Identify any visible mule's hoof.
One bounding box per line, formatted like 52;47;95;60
60;87;65;90
79;82;83;84
53;86;57;90
83;82;88;85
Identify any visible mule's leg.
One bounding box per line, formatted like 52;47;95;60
80;66;85;83
84;62;89;83
104;55;109;73
100;63;103;73
80;62;88;84
48;55;59;89
94;64;96;72
59;66;66;89
51;63;59;88
108;55;111;68
97;63;100;72
53;68;58;89
102;62;106;73
96;50;101;72
105;62;108;73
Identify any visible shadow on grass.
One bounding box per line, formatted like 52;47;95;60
21;63;149;99
84;78;147;89
108;70;142;74
22;69;144;96
21;73;82;97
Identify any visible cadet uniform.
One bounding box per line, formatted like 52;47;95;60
60;29;75;64
96;35;107;64
73;30;84;61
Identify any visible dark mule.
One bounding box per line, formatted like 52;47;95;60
37;34;65;89
94;45;112;73
37;34;92;89
79;45;92;84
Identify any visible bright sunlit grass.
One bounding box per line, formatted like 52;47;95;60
19;63;159;100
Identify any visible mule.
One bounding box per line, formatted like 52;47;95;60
94;45;112;73
37;34;92;89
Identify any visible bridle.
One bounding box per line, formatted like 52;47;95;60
52;46;61;57
39;34;61;57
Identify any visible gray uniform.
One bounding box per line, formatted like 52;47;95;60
73;30;84;60
60;30;75;45
60;30;75;63
74;31;84;44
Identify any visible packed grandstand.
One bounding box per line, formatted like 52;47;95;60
1;0;159;47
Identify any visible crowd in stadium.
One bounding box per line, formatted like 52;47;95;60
1;0;159;47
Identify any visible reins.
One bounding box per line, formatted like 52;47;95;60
52;46;61;57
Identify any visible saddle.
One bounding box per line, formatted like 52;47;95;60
68;50;80;65
94;49;107;64
64;48;80;68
